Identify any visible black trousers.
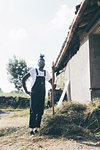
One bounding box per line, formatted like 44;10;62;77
29;88;45;128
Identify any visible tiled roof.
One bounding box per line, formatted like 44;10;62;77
55;0;100;73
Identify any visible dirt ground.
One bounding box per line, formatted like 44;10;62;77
0;111;100;150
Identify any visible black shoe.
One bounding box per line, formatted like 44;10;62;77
30;130;35;138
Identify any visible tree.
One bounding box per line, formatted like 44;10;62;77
7;56;30;92
0;88;3;93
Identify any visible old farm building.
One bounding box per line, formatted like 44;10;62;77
54;0;100;103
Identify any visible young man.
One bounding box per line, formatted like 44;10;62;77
22;55;52;137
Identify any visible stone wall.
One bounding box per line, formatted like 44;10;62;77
0;96;30;108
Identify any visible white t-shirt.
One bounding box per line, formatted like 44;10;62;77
29;68;51;88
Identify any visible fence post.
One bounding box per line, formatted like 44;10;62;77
52;61;55;115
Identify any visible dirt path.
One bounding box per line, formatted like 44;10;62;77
0;111;100;150
0;111;15;119
0;134;100;150
0;110;28;129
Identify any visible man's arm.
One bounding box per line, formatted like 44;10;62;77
22;73;31;95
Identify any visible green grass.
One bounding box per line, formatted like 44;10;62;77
0;92;29;98
10;108;29;118
0;108;22;114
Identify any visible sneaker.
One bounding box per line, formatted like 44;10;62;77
30;130;35;138
33;127;38;134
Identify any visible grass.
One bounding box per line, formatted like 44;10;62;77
0;126;28;137
0;108;22;117
0;91;29;98
0;108;21;112
40;100;100;140
1;97;100;150
0;97;100;142
10;108;29;118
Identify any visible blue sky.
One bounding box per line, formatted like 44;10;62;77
0;0;82;93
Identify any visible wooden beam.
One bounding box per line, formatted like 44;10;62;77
52;62;55;115
84;7;96;15
86;8;100;32
79;22;88;28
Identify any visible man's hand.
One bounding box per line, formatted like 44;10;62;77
54;84;56;90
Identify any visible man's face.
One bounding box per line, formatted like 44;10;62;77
38;60;45;69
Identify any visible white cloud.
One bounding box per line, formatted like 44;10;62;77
50;4;74;31
39;4;75;37
8;28;28;40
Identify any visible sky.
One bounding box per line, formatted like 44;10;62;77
0;0;82;93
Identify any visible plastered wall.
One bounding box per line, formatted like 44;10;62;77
65;36;91;103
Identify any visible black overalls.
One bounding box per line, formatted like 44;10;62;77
29;69;46;128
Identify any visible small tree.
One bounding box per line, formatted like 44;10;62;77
0;88;3;93
7;56;30;92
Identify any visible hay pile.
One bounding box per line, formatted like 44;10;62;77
40;99;100;140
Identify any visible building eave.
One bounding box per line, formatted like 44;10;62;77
54;0;100;73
